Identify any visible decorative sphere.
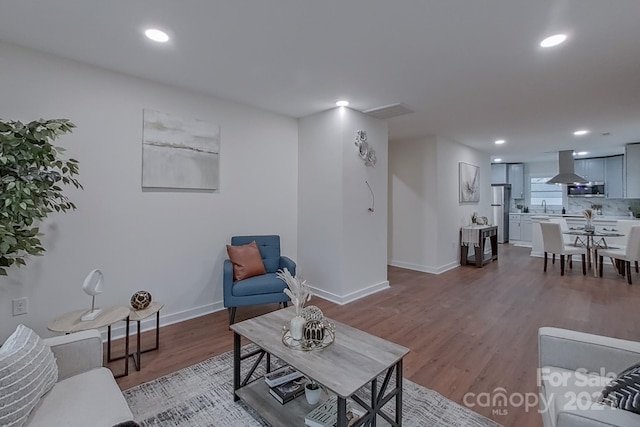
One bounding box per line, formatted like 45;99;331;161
303;319;325;341
301;305;324;322
130;290;152;310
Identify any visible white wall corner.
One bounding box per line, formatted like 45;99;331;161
310;280;390;306
388;260;460;275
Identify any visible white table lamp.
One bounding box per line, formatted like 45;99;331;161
81;269;104;321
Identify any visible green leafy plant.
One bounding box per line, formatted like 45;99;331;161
0;119;82;275
305;378;319;390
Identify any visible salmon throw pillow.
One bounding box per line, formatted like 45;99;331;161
226;240;266;281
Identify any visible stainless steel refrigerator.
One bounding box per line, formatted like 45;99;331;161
491;184;511;243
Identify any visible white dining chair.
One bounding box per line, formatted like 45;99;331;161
540;222;587;276
598;225;640;285
549;218;582;247
613;220;639;273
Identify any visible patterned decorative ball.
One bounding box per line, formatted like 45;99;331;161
301;305;324;322
130;290;152;310
303;319;325;341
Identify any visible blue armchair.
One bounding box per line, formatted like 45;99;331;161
223;235;296;324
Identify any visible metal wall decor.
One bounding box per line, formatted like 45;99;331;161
354;130;376;167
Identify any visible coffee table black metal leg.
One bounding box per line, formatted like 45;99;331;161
233;332;241;402
107;325;112;361
371;378;378;427
396;359;403;426
337;396;347;426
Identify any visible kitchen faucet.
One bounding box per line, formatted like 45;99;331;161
541;200;547;213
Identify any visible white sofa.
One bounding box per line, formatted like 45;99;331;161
26;329;135;426
538;327;640;427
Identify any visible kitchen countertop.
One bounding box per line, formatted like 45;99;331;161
530;214;639;221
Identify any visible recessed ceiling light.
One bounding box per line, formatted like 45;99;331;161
573;129;589;136
145;28;170;43
494;158;503;162
576;151;588;156
494;139;505;145
540;34;567;48
336;100;349;107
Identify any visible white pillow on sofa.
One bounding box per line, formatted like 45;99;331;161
0;324;58;427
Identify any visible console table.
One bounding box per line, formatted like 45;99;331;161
48;305;130;378
230;308;409;426
460;225;498;267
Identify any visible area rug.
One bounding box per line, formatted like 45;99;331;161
124;347;502;427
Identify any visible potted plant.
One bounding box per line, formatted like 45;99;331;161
0;118;82;275
305;378;321;405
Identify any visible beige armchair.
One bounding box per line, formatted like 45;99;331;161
27;330;135;426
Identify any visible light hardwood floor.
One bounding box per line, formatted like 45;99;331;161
108;244;640;427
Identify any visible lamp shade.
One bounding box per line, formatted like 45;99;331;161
82;269;104;297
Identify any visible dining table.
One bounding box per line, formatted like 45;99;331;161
562;229;624;277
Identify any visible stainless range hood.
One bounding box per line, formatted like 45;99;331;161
546;150;588;184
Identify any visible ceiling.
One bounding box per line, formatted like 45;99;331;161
1;0;639;163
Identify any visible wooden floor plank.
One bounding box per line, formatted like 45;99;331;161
108;244;640;427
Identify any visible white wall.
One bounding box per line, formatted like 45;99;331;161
388;137;439;272
298;107;389;304
297;110;344;297
341;109;388;298
388;135;490;273
0;42;298;340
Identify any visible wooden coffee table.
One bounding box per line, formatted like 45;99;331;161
230;307;409;426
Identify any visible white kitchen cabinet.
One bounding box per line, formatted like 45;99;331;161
522;215;532;242
509;214;521;241
574;158;605;182
508;163;524;199
491;163;507;184
605;155;623;198
625;143;640;198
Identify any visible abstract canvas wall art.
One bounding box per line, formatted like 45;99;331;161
142;109;220;190
459;162;480;203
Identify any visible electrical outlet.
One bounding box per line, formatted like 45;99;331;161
12;297;28;316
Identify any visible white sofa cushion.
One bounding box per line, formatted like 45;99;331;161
27;367;133;427
0;325;57;427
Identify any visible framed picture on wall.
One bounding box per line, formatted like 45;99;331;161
142;109;220;190
459;162;480;203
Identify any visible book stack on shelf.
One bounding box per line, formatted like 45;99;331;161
305;395;365;427
264;365;305;404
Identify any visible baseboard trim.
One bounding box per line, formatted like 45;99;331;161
389;260;459;275
102;301;225;342
310;280;390;306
